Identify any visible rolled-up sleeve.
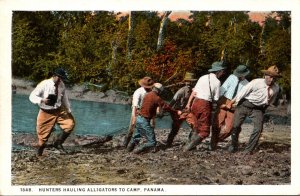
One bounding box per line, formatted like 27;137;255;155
29;83;43;105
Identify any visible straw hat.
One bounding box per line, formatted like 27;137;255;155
208;61;226;72
233;65;250;77
261;65;281;77
138;76;154;88
183;72;197;81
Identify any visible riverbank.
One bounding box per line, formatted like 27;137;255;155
12;78;132;105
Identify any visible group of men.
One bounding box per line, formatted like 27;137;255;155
29;62;281;156
122;61;281;155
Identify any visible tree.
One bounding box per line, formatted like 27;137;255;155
157;11;172;51
11;11;290;97
12;11;61;79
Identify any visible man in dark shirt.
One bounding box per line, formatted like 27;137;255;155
164;72;197;148
127;83;181;154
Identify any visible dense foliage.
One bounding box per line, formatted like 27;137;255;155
12;11;291;97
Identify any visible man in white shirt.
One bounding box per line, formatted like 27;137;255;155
225;65;281;154
183;61;226;151
29;68;75;156
210;65;250;150
122;76;154;147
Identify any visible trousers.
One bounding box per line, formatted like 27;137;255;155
36;108;75;146
189;98;212;139
231;99;266;152
130;115;156;152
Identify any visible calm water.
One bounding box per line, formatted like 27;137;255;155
12;94;178;136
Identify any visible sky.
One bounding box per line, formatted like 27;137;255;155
120;11;272;26
168;11;272;25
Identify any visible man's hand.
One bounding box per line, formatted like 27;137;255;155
150;118;155;128
41;98;50;105
177;110;182;115
226;101;234;109
220;101;234;110
220;101;235;110
220;104;227;109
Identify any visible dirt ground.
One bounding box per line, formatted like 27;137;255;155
12;117;290;185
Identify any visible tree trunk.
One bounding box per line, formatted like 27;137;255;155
127;11;136;60
157;11;172;51
260;25;266;55
111;40;118;66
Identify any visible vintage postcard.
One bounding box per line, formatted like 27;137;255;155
1;0;300;195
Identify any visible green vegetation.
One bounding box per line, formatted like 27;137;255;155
12;11;291;98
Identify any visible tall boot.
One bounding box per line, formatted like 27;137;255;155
183;131;202;152
122;132;133;148
54;131;70;154
37;144;46;156
127;141;136;152
228;127;241;153
209;128;219;151
166;124;179;147
188;130;193;142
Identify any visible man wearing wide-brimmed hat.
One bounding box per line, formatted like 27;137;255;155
163;72;197;148
127;83;181;154
225;65;281;154
210;65;250;151
122;76;155;147
183;61;226;151
29;68;75;156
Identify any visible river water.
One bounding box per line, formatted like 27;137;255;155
12;94;181;136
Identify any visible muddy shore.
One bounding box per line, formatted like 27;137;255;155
11;78;291;186
12;123;290;185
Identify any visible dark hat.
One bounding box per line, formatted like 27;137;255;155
138;76;154;88
53;68;68;81
208;61;226;72
183;72;197;81
261;65;281;77
233;65;250;77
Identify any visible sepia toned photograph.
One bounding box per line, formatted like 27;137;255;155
1;0;299;195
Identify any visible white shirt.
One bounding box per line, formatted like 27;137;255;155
132;87;148;108
234;78;280;106
193;73;221;102
29;78;72;113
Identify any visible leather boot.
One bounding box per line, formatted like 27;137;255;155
122;132;133;148
54;131;70;154
127;141;136;152
166;126;178;147
209;129;219;151
187;130;193;142
183;132;202;152
228;127;240;153
37;144;46;156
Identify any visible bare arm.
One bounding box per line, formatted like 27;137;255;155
185;91;196;111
